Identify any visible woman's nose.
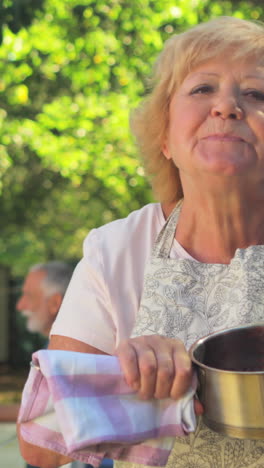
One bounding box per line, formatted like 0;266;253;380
211;95;244;120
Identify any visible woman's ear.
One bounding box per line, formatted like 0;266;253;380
161;126;171;159
162;134;172;160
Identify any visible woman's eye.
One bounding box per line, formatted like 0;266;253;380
244;90;264;101
190;85;213;95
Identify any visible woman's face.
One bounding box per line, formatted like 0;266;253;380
163;57;264;183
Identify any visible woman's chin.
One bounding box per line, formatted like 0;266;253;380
196;154;256;177
203;164;251;177
195;141;257;176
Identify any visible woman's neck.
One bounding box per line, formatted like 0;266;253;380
165;192;264;264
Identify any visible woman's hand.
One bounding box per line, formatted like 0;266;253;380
116;334;196;400
116;335;203;415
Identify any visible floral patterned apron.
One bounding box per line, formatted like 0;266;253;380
116;202;264;468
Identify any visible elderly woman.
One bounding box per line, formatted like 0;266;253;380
19;15;264;468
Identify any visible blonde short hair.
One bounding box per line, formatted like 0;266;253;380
131;16;264;203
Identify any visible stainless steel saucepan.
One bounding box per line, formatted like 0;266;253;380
189;323;264;439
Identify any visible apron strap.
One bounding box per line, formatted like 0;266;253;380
153;200;182;258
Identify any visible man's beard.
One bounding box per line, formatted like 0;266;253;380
20;310;44;334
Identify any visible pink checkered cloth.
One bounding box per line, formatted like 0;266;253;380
18;350;197;467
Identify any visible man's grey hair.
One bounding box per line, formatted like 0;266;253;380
29;261;74;297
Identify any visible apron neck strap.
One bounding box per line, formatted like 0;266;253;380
153;200;183;258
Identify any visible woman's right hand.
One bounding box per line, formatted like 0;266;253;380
116;334;203;414
115;334;203;414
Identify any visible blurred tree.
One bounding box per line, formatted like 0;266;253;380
0;0;45;44
0;0;263;276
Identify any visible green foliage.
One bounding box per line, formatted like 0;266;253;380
0;0;264;276
0;0;45;43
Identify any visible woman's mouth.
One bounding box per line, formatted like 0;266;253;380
202;134;244;142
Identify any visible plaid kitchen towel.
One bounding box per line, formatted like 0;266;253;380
18;350;196;467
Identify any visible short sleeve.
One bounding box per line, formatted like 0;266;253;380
50;229;117;354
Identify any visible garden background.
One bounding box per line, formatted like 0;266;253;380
0;0;263;395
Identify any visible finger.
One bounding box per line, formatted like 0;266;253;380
194;398;204;415
154;350;175;399
134;345;157;400
116;341;140;391
170;347;192;399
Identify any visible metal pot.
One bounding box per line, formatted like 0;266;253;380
189;323;264;439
